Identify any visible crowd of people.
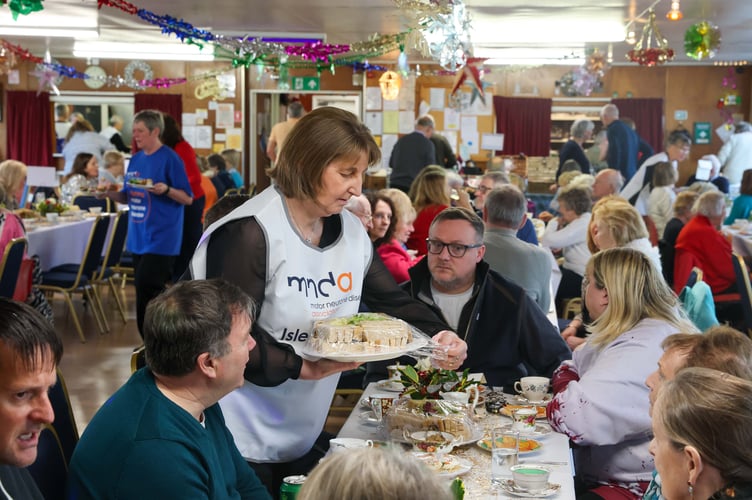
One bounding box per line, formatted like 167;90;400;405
5;102;752;500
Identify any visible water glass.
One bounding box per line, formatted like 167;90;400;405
491;428;519;486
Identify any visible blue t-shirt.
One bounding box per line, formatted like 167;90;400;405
229;169;244;188
123;146;192;256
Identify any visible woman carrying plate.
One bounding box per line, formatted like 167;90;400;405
188;106;466;496
547;248;697;500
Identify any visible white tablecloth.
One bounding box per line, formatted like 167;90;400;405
338;382;575;500
26;216;110;271
725;226;752;258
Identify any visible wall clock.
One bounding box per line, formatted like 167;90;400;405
84;65;107;89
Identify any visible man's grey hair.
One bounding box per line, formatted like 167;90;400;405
288;101;304;118
416;115;435;128
485;185;526;228
481;171;510;187
693;190;726;218
570;119;594;139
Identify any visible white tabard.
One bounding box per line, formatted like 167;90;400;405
190;186;373;462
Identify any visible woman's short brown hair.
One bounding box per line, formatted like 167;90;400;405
652;161;678;187
741;169;752;196
268;107;380;199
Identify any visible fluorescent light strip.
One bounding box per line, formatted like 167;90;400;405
0;27;98;38
73;41;214;61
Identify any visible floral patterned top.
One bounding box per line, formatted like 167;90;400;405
710;483;752;500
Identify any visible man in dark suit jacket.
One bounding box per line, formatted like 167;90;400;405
600;104;639;183
388;115;437;193
430;132;457;170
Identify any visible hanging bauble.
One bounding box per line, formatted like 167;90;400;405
684;21;721;60
379;71;401;100
627;10;674;66
586;49;609;77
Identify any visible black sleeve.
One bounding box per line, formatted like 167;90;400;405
362;252;448;337
519;296;572;376
443;136;457;169
109;133;131;153
206;217;303;386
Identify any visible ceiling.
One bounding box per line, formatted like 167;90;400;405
2;0;752;66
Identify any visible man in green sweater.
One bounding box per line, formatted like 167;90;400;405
67;280;271;499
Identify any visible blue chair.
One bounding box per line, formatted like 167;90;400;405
72;194;112;213
93;211;129;323
26;425;68;500
49;369;79;465
39;216;111;342
0;237;27;298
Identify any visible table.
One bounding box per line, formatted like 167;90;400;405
725;225;752;258
26;215;113;271
338;382;575;499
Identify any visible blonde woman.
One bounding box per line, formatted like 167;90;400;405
406;165;451;256
651;368;752;500
377;188;421;283
0;159;27;209
588;195;662;273
647;161;678;237
298;447;452;500
548;248;697;499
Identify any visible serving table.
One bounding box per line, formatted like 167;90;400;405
338;382;575;499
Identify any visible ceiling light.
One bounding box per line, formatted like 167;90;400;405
0;27;98;38
472;17;624;45
476;47;586;66
666;0;683;21
625;30;637;45
73;41;214;61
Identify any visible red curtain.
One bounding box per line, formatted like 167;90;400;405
493;96;552;157
612;98;664;153
7;91;53;166
133;93;183;152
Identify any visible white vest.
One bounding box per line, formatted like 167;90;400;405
190;186;372;462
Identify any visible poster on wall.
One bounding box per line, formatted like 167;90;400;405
216;103;234;129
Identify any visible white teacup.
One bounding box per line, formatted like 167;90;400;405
386;364;402;381
46;213;59;223
512;408;538;432
369;393;397;421
88;206;103;215
329;437;373;452
514;376;550;403
440;385;480;410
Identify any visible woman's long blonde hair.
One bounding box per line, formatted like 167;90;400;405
587;247;696;347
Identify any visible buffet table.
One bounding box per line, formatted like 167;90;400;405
26;215;113;271
338;382;575;499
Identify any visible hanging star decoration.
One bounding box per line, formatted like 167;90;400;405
30;65;61;96
450;58;486;104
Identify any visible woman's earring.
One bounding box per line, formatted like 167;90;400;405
688;482;694;498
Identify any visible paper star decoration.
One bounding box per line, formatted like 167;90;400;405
31;65;61;96
450;58;486;103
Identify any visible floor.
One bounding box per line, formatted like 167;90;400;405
54;282;142;431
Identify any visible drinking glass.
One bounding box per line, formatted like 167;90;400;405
491;428;519;487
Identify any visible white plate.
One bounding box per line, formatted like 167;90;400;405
412;452;472;479
299;334;428;363
358;411;381;425
506;394;552;405
375;380;404;392
497;480;561;498
391;428;484;448
495;422;552;438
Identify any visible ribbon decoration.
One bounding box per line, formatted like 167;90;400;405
7;0;43;20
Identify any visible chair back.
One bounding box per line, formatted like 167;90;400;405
50;368;79;465
732;253;752;335
72;195;111;213
96;211;128;280
686;267;703;289
80;216;111;279
223;187;241;197
0;237;27;298
26;425;68;500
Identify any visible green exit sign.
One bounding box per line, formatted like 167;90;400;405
291;76;320;91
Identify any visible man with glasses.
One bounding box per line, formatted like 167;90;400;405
401;207;570;390
473;171;539;245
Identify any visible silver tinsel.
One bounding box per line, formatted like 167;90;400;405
420;0;472;71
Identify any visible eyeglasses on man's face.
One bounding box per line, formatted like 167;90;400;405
425;239;482;257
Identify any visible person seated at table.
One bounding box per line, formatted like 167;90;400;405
647;162;678;238
298;447;452;500
472;171;539;245
660;191;699;287
368;207;570;390
197;154;218;222
674;190;735;295
376;188;421;284
642;326;752;500
540;185;592;316
221;148;244;189
203;194;252;231
406;165;451;256
0;159;27;210
99;150;125;188
363;192;389;244
724;168;752;225
60;153;99;205
207;154;235;198
61;118;112;176
547;248;697;499
67;279;271;499
650;368;752;500
685;154;729;194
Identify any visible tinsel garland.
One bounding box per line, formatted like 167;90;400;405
7;0;43;20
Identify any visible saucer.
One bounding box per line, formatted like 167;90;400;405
374;380;404;392
497;479;561;498
412;452;472;479
507;394;552;405
496;422;552;438
358;411;381;425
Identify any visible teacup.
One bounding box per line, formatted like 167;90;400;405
329;437;373;452
88;207;103;215
386;364;402;381
440;385;480;410
511;408;538;432
369;393;397;421
511;464;550;492
46;213;59;223
514;376;550;403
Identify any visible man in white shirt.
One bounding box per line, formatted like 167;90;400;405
266;101;304;163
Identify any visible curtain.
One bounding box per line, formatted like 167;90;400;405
133;93;183;152
493;96;552;157
7;91;53;166
611;98;664;153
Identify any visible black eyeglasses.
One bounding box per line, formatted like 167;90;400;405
425;239;482;257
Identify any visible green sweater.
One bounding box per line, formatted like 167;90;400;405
67;369;271;500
